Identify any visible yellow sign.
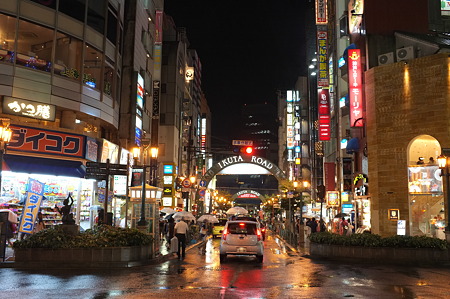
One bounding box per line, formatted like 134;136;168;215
388;209;400;221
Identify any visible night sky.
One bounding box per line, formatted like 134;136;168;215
163;1;309;144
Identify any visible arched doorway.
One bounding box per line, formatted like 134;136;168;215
407;135;444;238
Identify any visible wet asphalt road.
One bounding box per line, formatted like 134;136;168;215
1;232;450;298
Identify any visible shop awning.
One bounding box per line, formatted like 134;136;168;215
346;138;360;154
3;155;86;178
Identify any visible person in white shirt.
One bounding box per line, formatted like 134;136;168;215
174;217;189;258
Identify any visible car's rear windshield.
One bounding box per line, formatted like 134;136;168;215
214;219;227;226
227;222;257;235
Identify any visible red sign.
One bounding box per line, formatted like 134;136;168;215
348;49;364;127
237;193;259;198
155;10;163;45
8;125;85;158
318;89;331;141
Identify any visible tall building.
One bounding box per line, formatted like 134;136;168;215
0;0;127;229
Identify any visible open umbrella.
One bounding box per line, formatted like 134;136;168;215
334;213;349;218
197;214;219;223
226;207;248;215
173;211;196;222
160;207;176;214
0;209;18;223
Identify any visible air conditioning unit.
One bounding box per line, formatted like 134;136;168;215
396;46;415;61
378;52;394;66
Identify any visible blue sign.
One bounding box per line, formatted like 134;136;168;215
198;189;206;197
199;180;207;188
163;164;174;174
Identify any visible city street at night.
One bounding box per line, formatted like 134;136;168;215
2;232;450;299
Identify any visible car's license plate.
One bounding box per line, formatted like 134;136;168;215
237;247;246;253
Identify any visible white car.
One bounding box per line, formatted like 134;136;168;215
219;220;264;263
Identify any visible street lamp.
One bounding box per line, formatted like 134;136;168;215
133;146;159;227
438;153;450;241
0;121;12;201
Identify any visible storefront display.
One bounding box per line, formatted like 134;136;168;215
0;171;95;230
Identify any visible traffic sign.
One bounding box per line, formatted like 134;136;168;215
182;179;191;188
199;180;207;188
198;189;206;197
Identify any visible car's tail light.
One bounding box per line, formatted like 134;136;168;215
257;229;262;241
222;227;228;240
261;227;265;232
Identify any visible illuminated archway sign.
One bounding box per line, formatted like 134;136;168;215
232;190;262;200
202;155;286;183
197;155;287;213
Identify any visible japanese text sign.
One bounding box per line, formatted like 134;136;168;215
315;0;328;24
317;31;328;87
318;89;330;141
3;97;56;121
9;125;85;158
18;178;45;234
348;49;364;127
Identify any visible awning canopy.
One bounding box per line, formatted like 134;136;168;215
3;155;86;178
346;137;360;154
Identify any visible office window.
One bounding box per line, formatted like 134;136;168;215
16;19;53;72
87;1;106;34
83;44;103;89
54;32;83;81
0;14;16;64
29;0;56;9
59;0;86;22
107;7;117;45
104;58;115;97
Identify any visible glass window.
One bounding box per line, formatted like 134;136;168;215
29;0;56;9
228;223;257;235
16;19;54;72
54;32;82;81
59;0;86;22
0;14;17;64
107;9;117;45
87;1;106;34
83;44;103;89
103;58;115;97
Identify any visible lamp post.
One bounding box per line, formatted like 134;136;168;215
0;121;12;201
438;153;450;242
133;146;158;227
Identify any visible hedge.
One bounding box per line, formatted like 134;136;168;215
309;232;448;250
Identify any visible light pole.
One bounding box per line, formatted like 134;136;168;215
133;146;159;227
0;120;12;201
438;152;450;242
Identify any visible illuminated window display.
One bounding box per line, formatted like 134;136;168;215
408;165;445;238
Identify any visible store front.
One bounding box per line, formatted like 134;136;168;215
408;135;444;239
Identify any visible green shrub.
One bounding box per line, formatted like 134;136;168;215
13;225;153;249
309;232;448;250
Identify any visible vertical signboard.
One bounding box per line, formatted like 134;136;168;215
18;179;45;234
348;49;364;127
315;0;328;24
317;31;328;87
318;89;331;141
136;73;144;146
155;10;163;45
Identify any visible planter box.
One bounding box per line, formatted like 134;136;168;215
14;245;153;268
310;242;450;265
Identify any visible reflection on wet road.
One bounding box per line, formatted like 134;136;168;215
1;232;450;298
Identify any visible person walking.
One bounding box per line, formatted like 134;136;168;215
166;217;175;246
174;217;189;259
339;217;349;235
308;217;318;233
